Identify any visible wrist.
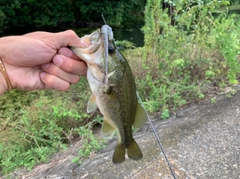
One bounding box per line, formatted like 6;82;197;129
0;70;8;95
0;38;8;95
0;58;13;95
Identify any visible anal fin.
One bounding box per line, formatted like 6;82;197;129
101;119;115;139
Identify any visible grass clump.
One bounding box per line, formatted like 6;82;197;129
130;0;240;117
0;79;105;175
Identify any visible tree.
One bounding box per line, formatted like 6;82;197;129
0;0;146;34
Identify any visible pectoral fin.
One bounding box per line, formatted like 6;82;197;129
133;103;147;131
101;119;115;139
87;94;98;113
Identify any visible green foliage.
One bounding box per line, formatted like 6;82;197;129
0;0;146;34
138;0;240;114
0;79;105;175
73;0;145;26
0;89;36;125
72;125;106;164
213;14;240;84
0;0;75;33
0;9;6;33
161;109;170;120
0;144;56;174
33;1;75;28
115;40;136;50
72;114;105;164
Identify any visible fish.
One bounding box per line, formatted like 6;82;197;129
71;25;147;164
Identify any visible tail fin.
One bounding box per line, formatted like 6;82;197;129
127;139;143;161
112;140;143;164
112;144;125;164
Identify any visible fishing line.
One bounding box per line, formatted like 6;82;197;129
101;14;107;24
136;91;177;179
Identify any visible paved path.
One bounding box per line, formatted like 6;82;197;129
5;87;240;179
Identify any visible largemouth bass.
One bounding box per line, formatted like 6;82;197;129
71;25;147;164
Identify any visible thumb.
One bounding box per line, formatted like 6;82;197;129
54;30;83;48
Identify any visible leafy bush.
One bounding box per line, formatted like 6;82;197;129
72;123;106;164
0;79;105;175
138;0;240;115
0;0;146;34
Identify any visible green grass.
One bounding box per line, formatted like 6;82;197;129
0;78;105;175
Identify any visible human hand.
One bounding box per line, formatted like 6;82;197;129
0;30;89;95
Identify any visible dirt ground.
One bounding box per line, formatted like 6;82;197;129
3;86;240;179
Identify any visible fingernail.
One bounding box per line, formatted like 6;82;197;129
42;63;50;69
40;72;46;79
53;55;63;66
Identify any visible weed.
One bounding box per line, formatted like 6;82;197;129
137;0;240;113
0;78;97;175
72;122;106;164
115;40;136;50
161;109;170;120
211;98;216;104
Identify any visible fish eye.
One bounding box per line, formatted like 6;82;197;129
108;46;115;54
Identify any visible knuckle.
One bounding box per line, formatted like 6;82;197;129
70;76;80;84
42;73;54;86
65;59;74;72
46;64;58;74
59;83;70;91
65;30;77;38
43;74;70;91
